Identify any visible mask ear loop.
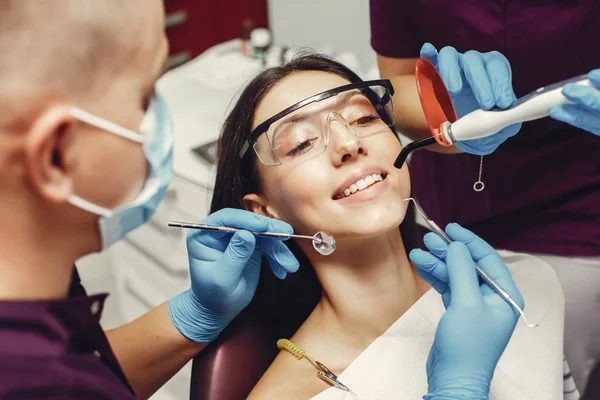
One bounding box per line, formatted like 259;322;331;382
67;195;112;217
69;108;144;143
66;107;148;217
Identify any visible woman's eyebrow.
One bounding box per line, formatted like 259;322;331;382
336;90;362;107
274;89;364;130
280;110;312;125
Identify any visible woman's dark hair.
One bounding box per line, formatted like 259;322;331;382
210;54;421;339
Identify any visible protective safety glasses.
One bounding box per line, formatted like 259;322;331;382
239;80;396;166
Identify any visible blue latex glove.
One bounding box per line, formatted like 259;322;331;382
420;43;522;155
550;69;600;136
409;223;524;400
168;208;300;343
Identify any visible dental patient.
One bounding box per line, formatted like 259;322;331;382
208;55;566;399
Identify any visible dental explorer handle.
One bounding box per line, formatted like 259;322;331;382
429;218;512;298
427;219;537;328
167;221;322;243
443;75;591;143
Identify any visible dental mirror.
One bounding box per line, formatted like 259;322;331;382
312;231;336;256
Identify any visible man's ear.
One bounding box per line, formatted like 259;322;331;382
243;193;280;219
24;105;76;203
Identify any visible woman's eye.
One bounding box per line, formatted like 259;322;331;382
352;115;380;126
287;138;317;156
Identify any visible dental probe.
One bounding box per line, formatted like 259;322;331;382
404;198;538;328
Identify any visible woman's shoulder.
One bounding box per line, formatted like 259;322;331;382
490;249;566;399
249;320;357;399
248;359;320;400
498;249;556;272
248;339;333;400
497;249;564;301
496;249;565;332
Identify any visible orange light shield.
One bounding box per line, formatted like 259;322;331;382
415;58;457;146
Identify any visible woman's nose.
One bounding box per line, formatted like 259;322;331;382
327;113;367;165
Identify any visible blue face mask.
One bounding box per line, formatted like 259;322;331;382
67;95;174;250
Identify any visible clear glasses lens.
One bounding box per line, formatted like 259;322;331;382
253;85;394;166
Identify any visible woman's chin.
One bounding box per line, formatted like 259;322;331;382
326;211;406;241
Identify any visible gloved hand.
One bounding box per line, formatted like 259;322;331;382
168;208;300;343
420;43;522;155
550;69;600;136
409;223;524;400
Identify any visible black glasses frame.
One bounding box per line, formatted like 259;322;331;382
239;79;395;160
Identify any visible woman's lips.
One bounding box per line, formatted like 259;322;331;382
333;174;389;204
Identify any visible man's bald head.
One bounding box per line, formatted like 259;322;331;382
0;0;166;128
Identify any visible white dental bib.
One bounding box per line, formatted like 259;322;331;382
312;250;565;400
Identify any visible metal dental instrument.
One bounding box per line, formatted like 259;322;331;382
317;367;350;392
404;198;538;328
168;222;337;256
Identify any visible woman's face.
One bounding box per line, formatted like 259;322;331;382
245;71;411;240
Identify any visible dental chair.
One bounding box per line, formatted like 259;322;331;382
189;305;278;400
189;247;320;400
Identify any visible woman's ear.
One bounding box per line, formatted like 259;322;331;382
24;105;76;203
243;193;280;219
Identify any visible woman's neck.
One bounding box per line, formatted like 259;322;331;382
302;228;429;345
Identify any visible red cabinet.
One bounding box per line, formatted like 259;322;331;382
164;0;269;69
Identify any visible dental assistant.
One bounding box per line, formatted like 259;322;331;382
371;0;600;390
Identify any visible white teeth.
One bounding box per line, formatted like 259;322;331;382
336;173;386;199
